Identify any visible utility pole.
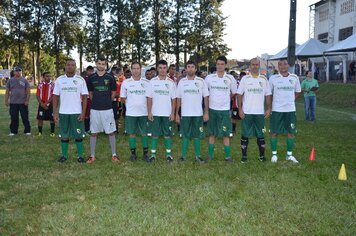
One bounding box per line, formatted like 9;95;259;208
288;0;297;73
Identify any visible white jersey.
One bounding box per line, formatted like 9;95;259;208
205;73;237;111
53;74;89;114
147;76;176;116
269;73;301;112
176;76;209;117
237;74;271;115
120;77;150;116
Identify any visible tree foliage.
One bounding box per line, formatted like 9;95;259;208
0;0;229;80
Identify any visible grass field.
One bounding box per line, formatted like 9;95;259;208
0;83;355;235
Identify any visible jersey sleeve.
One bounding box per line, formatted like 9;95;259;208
86;76;93;92
295;77;301;93
146;81;152;98
110;76;117;91
230;78;237;94
53;80;60;95
265;79;272;96
170;81;177;99
81;79;89;95
36;84;41;97
176;81;182;98
269;77;274;93
120;80;127;98
236;77;245;95
203;80;209;97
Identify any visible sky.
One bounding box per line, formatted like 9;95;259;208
221;0;317;59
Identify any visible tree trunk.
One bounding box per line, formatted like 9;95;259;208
154;0;160;66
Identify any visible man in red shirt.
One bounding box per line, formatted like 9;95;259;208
36;71;55;136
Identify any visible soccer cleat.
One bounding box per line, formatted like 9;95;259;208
58;156;67;163
149;156;156;163
86;156;96;164
195;156;205;163
9;133;16;136
271;155;278;163
77;157;85;163
179;156;186;162
112;155;120;162
229;132;233;137
50;133;55;137
166;155;173;162
25;133;32;136
38;132;42;137
143;154;150;162
259;156;266;162
130;154;137;162
286;155;299;163
225;157;235;163
240;156;248;163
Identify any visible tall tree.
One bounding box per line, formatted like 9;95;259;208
188;0;230;69
85;0;106;61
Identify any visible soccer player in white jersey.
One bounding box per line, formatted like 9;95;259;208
269;59;301;163
175;60;209;163
53;59;88;163
237;58;272;163
120;62;150;162
147;59;176;162
205;56;237;162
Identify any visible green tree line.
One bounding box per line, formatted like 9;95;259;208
0;0;229;82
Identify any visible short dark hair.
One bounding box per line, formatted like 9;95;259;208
42;71;51;77
150;67;156;71
169;64;176;69
158;59;168;66
96;56;107;62
240;71;247;77
86;65;94;71
185;60;197;68
216;55;227;64
131;61;141;69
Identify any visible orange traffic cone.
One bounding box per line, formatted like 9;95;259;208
338;164;347;181
308;147;316;161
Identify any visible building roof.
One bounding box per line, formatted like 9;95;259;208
324;34;356;53
295;38;329;58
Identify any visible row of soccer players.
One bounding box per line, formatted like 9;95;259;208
53;56;300;164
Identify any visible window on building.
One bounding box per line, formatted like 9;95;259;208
318;9;329;22
318;33;328;43
339;27;353;41
340;0;355;15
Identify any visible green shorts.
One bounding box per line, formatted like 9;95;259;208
59;114;85;139
270;111;297;134
207;109;231;137
241;114;266;138
125;116;148;135
180;116;204;138
149;116;173;137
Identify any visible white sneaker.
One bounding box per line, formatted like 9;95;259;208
229;133;233;137
25;133;32;136
271;155;278;163
286;155;299;163
9;133;16;136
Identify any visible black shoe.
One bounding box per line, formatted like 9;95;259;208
143;154;150;162
166;155;173;162
149;156;156;163
179;156;186;162
77;157;85;163
195;156;205;163
241;156;248;163
225;157;235;163
259;156;266;162
130;154;137;162
58;156;67;163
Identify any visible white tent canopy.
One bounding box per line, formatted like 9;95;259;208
324;34;356;53
295;38;328;58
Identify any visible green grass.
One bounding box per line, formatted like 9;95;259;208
0;83;355;235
